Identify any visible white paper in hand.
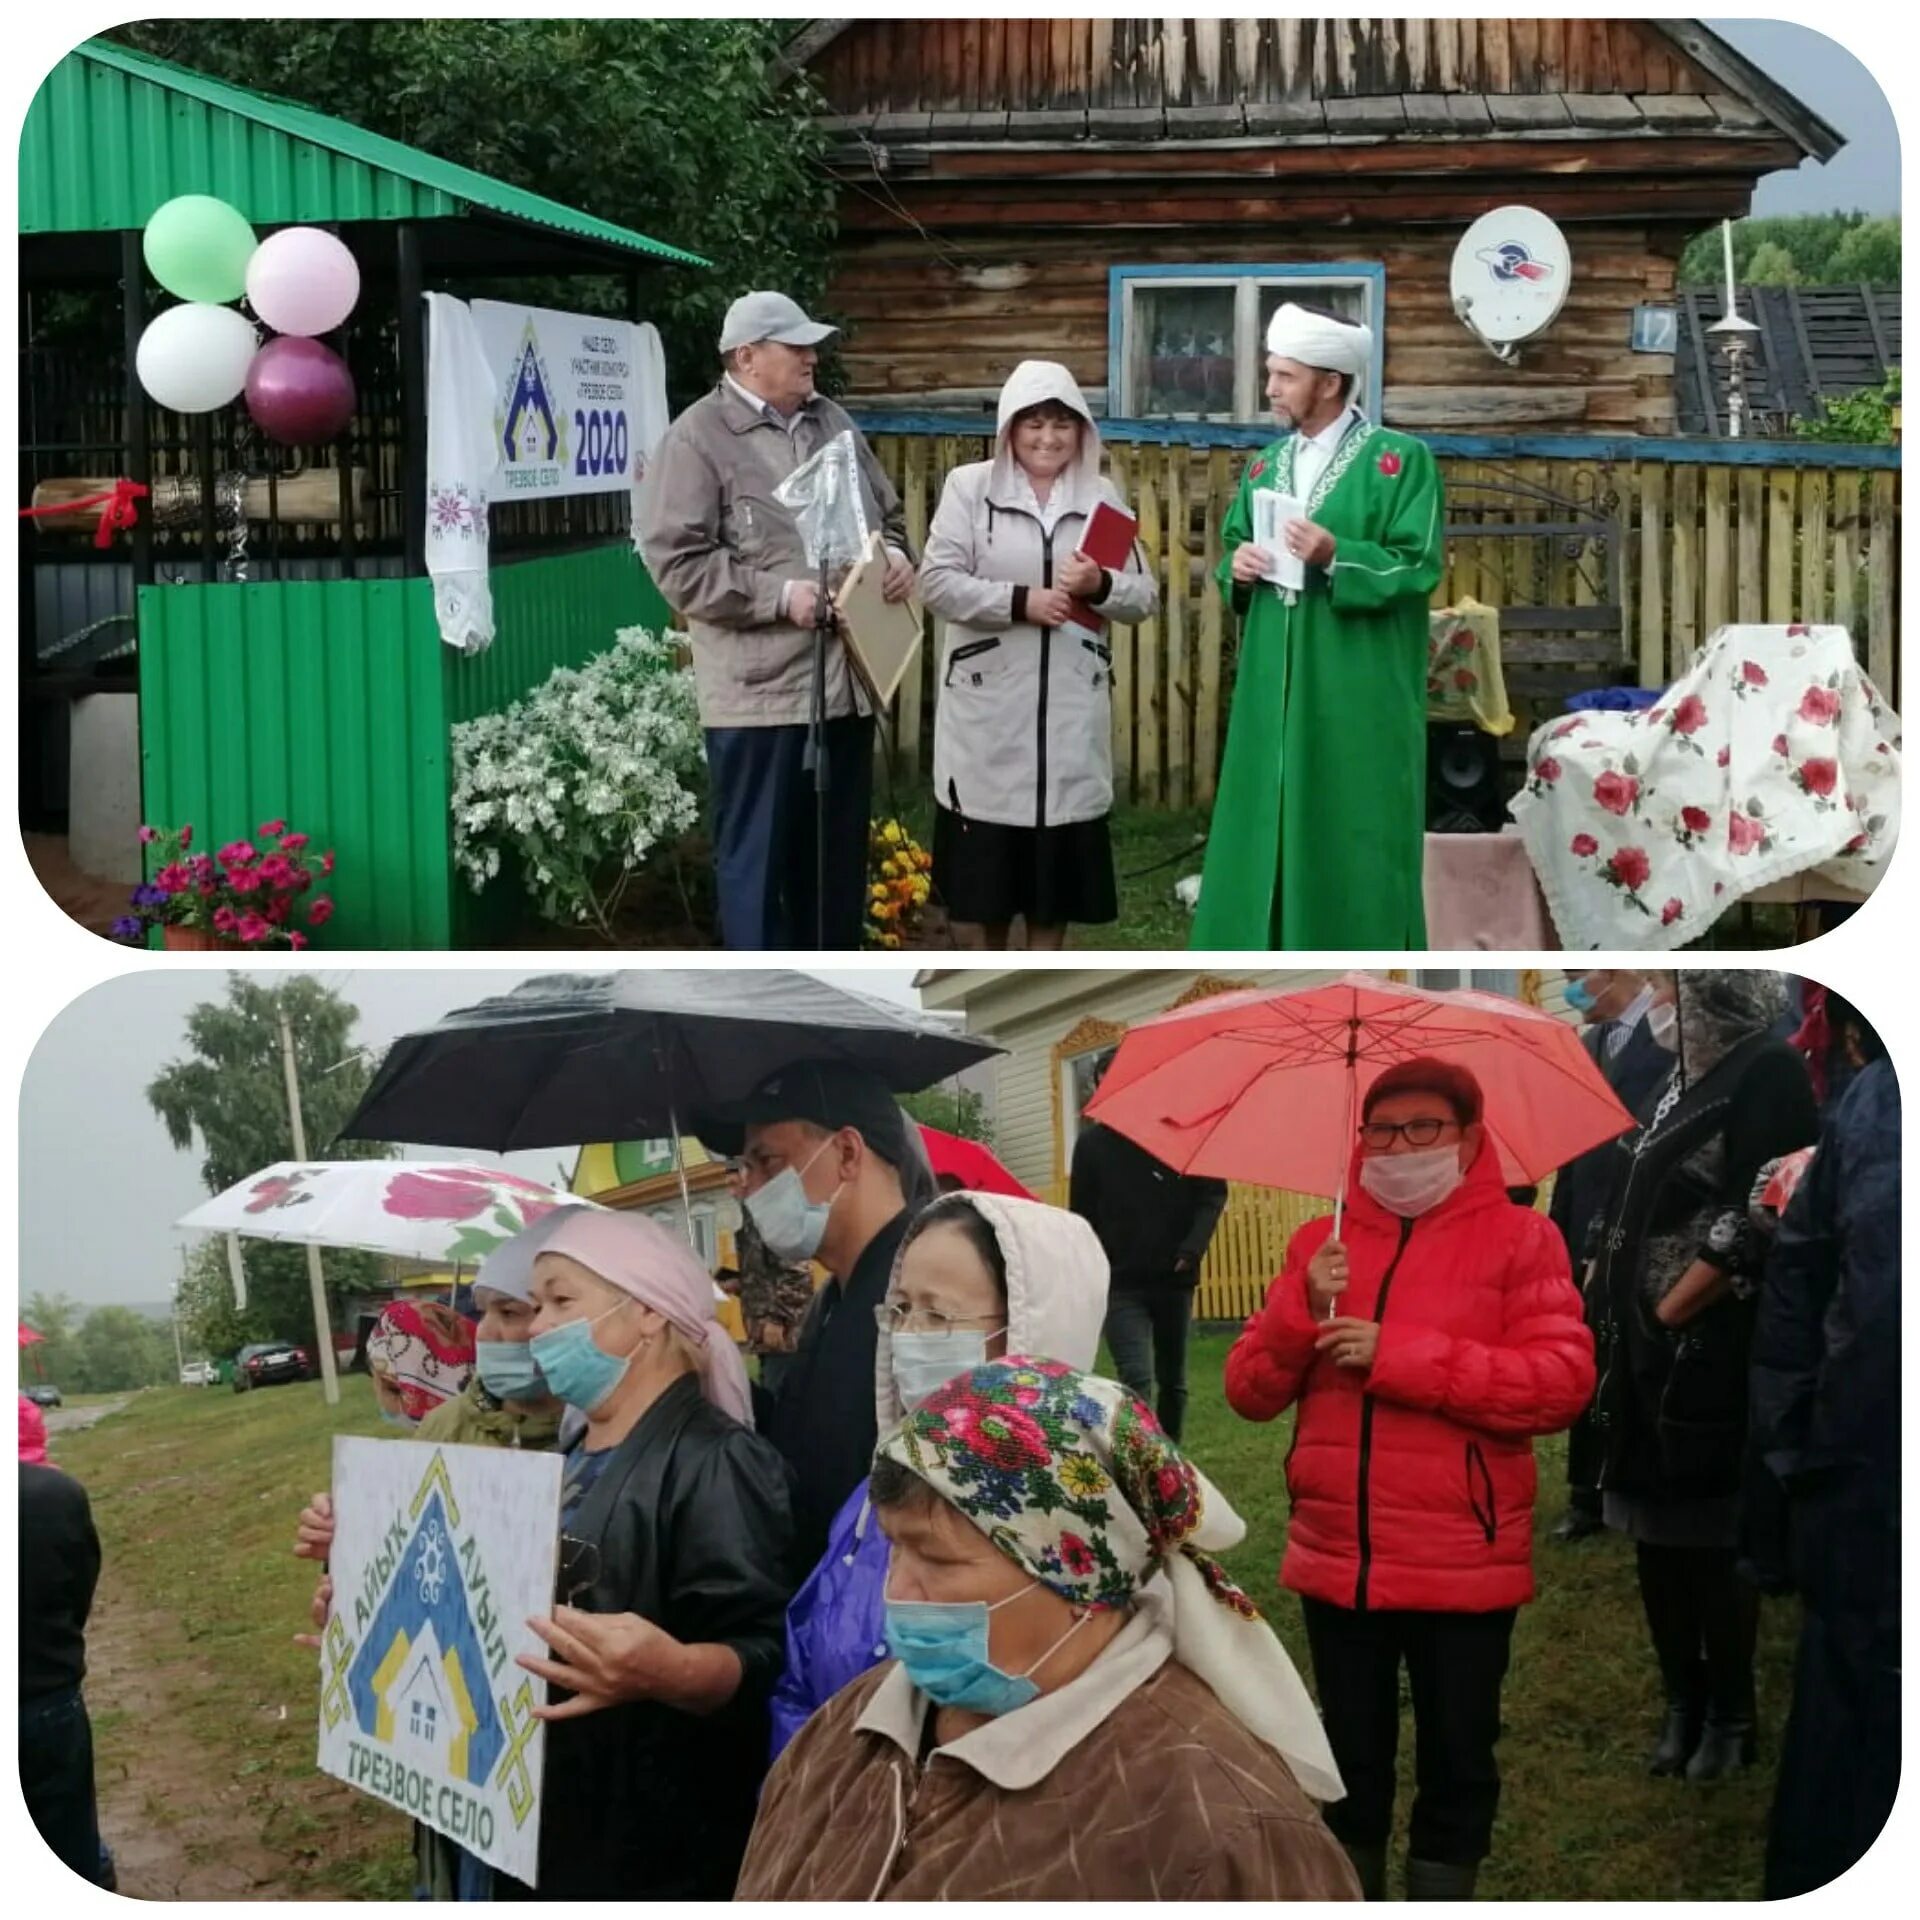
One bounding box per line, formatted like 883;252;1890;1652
1252;489;1306;592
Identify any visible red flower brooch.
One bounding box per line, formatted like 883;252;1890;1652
1378;451;1402;477
1249;458;1268;481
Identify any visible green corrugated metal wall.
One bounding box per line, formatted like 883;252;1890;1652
20;51;462;233
444;544;670;725
139;574;456;948
138;542;669;949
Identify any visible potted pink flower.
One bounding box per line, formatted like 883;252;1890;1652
114;821;338;950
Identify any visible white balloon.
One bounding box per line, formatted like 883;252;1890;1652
135;303;260;413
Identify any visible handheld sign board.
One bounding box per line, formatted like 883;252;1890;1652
316;1437;563;1886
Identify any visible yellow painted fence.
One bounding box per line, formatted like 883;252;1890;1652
868;432;1900;811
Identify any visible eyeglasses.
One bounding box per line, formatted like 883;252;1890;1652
1358;1118;1463;1151
873;1302;1009;1337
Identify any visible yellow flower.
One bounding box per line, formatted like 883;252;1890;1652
1060;1453;1110;1498
883;822;905;847
870;884;888;903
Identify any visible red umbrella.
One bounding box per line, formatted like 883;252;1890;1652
918;1126;1036;1201
1085;972;1634;1231
18;1324;43;1346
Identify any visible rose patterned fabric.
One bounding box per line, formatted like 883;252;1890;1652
1510;624;1901;949
877;1359;1343;1801
366;1298;476;1424
1427;598;1514;736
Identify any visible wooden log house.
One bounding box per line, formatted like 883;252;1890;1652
784;18;1842;435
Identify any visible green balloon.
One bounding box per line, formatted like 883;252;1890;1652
143;195;259;304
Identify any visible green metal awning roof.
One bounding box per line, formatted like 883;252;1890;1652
20;39;708;267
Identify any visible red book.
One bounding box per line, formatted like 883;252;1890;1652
1066;499;1140;628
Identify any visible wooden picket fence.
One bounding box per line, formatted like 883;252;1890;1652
866;425;1900;811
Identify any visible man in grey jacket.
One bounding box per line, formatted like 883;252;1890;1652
636;291;914;949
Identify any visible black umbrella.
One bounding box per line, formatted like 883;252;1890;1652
335;971;998;1157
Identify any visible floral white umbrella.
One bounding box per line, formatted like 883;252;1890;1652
175;1161;596;1269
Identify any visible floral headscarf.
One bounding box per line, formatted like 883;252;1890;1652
366;1299;476;1424
877;1358;1344;1803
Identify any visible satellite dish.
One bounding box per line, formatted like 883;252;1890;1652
1452;207;1573;362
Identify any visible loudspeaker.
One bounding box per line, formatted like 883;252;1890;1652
1426;722;1505;833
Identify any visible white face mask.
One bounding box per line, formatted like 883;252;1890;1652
1359;1143;1468;1218
1648;1002;1680;1053
890;1329;992;1411
745;1139;840;1264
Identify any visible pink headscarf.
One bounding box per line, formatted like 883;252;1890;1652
539;1210;754;1428
19;1392;48;1465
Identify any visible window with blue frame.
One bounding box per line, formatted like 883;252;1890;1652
1109;264;1386;424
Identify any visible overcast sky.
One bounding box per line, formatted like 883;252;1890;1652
1716;18;1899;215
17;968;920;1312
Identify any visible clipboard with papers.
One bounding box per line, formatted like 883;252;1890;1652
833;529;924;711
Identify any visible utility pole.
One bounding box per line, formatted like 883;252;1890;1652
172;1247;188;1378
278;999;341;1405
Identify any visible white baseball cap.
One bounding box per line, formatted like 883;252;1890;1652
718;290;838;355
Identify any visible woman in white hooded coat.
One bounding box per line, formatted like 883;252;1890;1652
917;361;1158;949
766;1191;1111;1754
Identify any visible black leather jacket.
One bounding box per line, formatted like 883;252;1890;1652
527;1374;795;1900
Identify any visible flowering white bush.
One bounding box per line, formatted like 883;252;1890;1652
451;626;704;939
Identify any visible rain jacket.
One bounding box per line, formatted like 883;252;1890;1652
415;1376;564;1451
766;1194;1111;1758
1225;1137;1594;1613
919;362;1157;829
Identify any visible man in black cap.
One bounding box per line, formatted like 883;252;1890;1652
705;1061;931;1568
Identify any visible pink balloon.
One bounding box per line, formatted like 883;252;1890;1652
245;227;360;337
246;336;356;447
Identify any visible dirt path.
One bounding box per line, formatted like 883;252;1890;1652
45;1398;129;1436
88;1587;308;1900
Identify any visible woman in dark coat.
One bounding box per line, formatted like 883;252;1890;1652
511;1210;795;1900
1587;970;1818;1784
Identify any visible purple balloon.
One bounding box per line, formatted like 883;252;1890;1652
245;336;356;447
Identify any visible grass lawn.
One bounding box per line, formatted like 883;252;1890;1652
54;1353;1794;1900
1176;1330;1792;1901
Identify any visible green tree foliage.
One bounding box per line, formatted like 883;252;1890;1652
900;1084;996;1147
147;977;395;1353
72;1307;178;1393
1794;368;1902;445
21;1291;179;1393
110;19;837;404
1744;241;1803;286
1679;213;1901;287
20;1290;82;1387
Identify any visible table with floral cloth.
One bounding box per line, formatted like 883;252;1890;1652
1508;624;1901;949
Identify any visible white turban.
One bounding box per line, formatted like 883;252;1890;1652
1265;302;1373;377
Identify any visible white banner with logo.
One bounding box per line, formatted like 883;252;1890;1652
315;1437;563;1883
469;301;669;501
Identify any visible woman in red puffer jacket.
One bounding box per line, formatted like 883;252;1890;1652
1226;1058;1594;1904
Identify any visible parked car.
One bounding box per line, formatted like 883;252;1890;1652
178;1360;217;1387
25;1384;62;1409
232;1343;312;1392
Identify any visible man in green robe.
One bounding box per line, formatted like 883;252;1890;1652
1193;303;1444;949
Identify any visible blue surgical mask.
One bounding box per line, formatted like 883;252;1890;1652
475;1339;546;1403
890;1329;995;1411
745;1140;839;1264
1563;977;1599;1015
884;1578;1092;1716
379;1407;415;1429
528;1302;635;1413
